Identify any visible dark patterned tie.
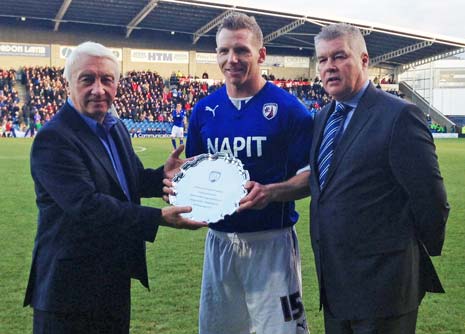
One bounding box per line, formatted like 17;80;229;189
317;103;350;189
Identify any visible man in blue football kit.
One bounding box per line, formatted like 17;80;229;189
170;102;186;149
186;12;313;334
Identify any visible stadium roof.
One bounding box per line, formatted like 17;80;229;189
1;0;464;69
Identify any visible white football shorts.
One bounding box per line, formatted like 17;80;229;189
170;125;184;138
199;227;309;334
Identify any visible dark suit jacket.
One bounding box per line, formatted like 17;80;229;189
24;102;165;315
309;83;449;320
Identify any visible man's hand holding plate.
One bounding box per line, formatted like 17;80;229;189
237;181;273;212
163;145;194;179
162;178;174;203
162;145;196;203
160;206;208;230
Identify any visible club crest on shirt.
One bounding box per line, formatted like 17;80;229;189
209;171;221;183
262;103;278;120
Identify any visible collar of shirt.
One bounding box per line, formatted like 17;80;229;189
68;97;118;137
229;96;253;110
337;80;370;110
336;80;370;132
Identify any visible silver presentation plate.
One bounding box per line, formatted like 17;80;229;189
169;153;250;223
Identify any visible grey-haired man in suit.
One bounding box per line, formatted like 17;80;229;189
309;23;449;334
24;41;207;334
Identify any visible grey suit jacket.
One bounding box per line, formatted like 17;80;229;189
309;83;449;319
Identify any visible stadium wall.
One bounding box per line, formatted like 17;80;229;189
399;59;465;117
433;89;465;116
0;54;50;68
0;24;314;80
0;23;403;82
193;63;224;79
122;49;190;79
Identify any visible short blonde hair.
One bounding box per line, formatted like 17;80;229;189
216;12;263;47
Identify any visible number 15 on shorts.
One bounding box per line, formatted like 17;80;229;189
280;291;304;321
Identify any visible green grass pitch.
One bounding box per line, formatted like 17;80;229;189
0;138;463;333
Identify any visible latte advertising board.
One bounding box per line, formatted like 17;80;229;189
0;43;50;57
131;49;189;64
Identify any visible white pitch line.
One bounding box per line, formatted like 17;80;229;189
133;146;147;153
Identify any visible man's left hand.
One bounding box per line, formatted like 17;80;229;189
237;181;273;212
163;145;190;179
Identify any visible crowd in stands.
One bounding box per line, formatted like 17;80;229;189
114;70;226;135
268;76;331;118
112;71;333;132
5;66;449;138
115;70;221;122
22;66;66;130
1;69;20;137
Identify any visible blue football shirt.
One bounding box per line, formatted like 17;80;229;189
172;109;186;127
186;82;313;233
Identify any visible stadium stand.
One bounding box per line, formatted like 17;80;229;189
2;66;417;137
0;0;463;136
114;70;223;135
0;69;20;137
22;66;66;127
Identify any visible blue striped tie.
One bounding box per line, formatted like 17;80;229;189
317;103;350;189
